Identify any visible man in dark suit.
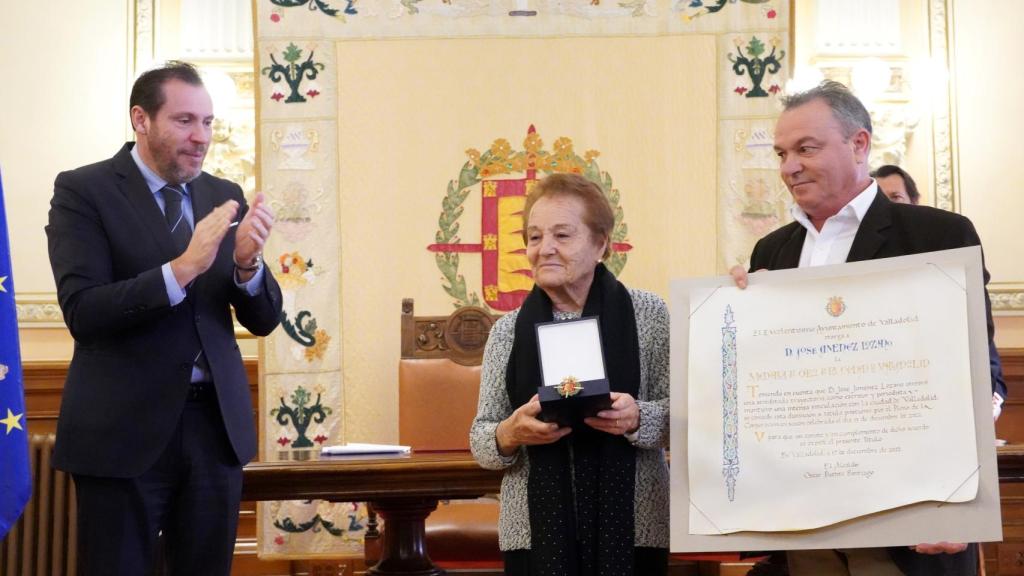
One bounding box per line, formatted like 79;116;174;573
731;81;995;576
46;61;282;575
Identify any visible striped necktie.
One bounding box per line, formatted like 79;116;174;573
162;185;211;379
161;185;192;255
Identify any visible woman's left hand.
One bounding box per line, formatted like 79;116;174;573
584;392;640;436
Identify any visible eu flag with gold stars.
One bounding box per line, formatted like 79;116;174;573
0;169;29;538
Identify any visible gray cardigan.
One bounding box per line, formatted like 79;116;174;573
469;288;671;551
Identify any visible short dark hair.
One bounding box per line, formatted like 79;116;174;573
782;80;872;139
870;164;921;203
129;61;204;121
522;173;615;259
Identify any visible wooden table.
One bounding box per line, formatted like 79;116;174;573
998;444;1024;482
242;451;502;575
243;447;1024;575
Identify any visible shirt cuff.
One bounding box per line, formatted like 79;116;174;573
162;263;186;306
235;266;266;296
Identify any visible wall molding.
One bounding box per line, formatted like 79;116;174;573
930;0;956;213
16;294;64;328
931;0;1021;313
992;288;1024;313
16;293;255;338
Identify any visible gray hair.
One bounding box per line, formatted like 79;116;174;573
782;80;872;140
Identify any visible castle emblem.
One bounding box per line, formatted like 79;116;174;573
426;125;632;311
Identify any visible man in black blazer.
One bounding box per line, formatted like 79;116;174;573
46;62;282;575
732;81;994;576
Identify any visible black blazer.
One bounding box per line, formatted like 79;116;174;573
46;143;282;477
749;191;996;575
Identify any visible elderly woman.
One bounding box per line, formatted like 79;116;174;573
469;173;670;576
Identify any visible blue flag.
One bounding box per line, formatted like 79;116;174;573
0;168;30;539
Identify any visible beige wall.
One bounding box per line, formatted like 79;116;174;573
1;0;132;360
949;0;1024;325
793;0;938;205
794;0;1024;346
1;1;263;361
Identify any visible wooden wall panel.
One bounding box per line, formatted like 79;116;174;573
998;349;1024;444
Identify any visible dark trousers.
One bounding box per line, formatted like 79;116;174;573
72;391;243;576
503;547;668;576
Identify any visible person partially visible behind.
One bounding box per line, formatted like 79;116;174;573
871;164;1007;418
871;164;920;205
46;61;282;575
469;173;671;576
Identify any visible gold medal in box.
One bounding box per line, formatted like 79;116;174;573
557;375;583;398
535;317;611;427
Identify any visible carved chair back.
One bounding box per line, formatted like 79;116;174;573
399;298;498;451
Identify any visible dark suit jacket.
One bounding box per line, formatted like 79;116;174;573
46;143;283;478
749;191;996;575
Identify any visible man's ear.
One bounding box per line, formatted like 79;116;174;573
852;128;871;164
130;105;149;135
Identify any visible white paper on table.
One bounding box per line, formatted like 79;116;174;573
536;317;606;387
321;443;411;455
670;247;1002;552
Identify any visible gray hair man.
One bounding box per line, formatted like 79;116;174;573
731;80;998;576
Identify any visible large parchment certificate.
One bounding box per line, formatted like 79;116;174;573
670;247;1002;552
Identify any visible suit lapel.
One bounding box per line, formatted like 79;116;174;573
189;175;215;224
846;192;891;263
775;224;806;269
113;144;179;260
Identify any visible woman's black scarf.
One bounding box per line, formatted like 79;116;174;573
506;263;641;575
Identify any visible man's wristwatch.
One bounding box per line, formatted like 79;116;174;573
234;253;262;272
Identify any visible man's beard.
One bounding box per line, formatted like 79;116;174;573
161;150;206;184
151;131;206;185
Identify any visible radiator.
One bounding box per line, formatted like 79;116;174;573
0;434;76;576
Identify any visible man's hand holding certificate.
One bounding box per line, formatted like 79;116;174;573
670;247;1001;552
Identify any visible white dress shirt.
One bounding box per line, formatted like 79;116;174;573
791;181;878;268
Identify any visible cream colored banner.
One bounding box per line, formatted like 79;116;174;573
255;0;789;558
336;35;717;462
256;0;787;38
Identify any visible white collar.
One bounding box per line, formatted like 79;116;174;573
790;180;878;233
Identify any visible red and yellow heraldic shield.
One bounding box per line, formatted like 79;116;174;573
482;177;535;310
428;126;631;312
